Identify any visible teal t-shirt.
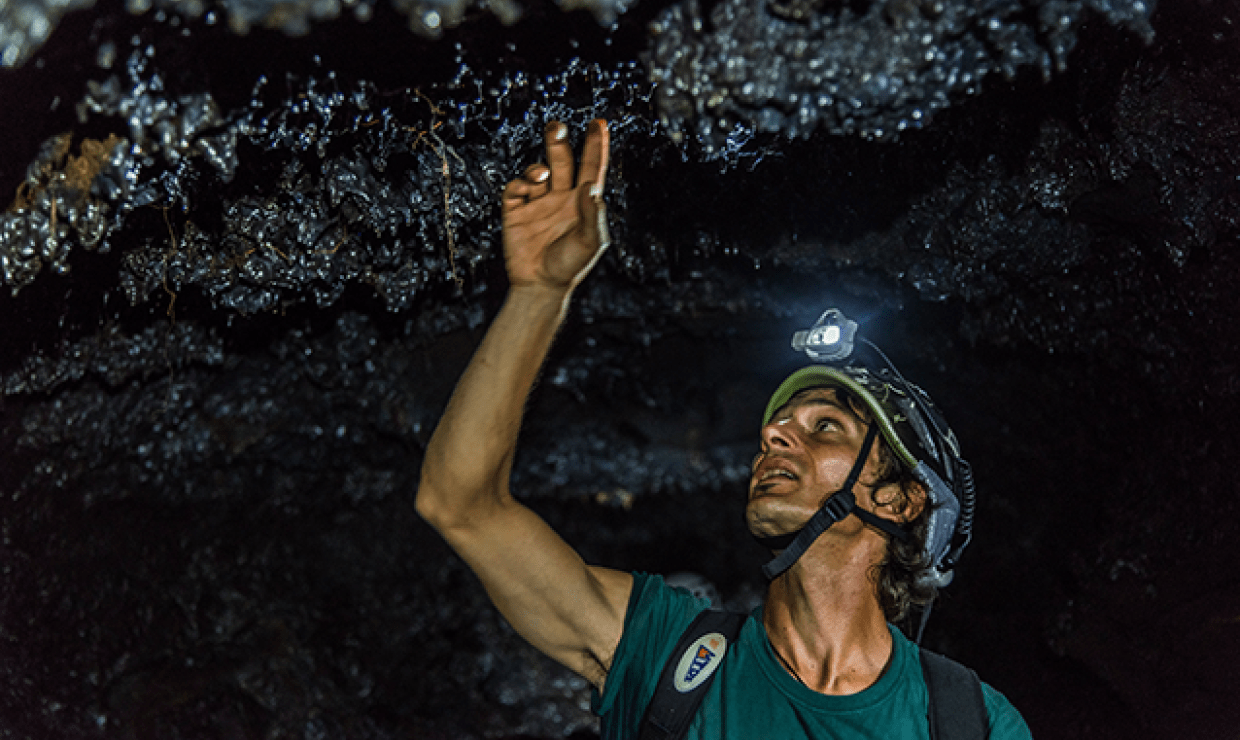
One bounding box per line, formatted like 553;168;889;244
593;573;1032;740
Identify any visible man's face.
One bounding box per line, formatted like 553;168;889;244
746;386;882;540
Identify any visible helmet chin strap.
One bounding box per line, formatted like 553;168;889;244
754;424;910;581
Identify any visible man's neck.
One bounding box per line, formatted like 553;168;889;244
762;542;893;696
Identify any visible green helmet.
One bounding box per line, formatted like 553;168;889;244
762;364;961;482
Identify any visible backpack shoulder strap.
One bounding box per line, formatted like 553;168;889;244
919;647;990;740
638;608;746;740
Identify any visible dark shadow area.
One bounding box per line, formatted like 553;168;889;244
2;0;1238;737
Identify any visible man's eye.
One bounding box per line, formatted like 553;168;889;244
814;418;835;432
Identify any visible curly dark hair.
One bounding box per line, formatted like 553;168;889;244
831;387;938;625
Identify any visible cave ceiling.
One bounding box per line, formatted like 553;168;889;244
1;0;1238;737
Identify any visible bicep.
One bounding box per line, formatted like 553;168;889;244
434;495;632;688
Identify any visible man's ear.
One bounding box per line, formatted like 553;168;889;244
902;481;928;523
872;480;927;524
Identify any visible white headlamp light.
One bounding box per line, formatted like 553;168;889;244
791;308;858;362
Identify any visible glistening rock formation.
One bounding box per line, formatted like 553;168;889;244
1;0;1237;737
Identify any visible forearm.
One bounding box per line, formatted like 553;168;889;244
416;284;572;528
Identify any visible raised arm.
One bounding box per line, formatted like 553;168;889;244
416;120;632;689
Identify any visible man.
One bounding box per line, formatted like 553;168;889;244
416;119;1031;738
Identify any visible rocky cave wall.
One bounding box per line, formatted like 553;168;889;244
1;0;1238;737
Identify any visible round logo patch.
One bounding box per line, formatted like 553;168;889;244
672;631;728;693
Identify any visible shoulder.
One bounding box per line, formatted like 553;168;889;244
592;573;714;728
606;572;714;679
627;572;716;633
911;635;1032;740
980;682;1033;740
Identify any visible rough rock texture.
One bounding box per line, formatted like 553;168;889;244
1;0;1239;738
646;0;1155;152
0;0;633;69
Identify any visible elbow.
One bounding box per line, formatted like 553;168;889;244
415;463;474;532
416;453;507;532
415;469;447;529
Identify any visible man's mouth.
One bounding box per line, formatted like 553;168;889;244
758;468;797;483
752;457;799;490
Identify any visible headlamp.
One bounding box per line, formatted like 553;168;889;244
791;309;857;362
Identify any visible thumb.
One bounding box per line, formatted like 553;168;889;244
567;181;609;287
578;180;610;253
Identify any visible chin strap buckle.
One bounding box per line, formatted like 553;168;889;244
820;489;854;522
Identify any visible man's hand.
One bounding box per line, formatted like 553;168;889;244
502;119;610;291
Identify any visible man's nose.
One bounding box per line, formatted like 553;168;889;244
760;419;795;449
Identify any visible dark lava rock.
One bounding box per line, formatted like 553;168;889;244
646;0;1155;152
1;0;1238;738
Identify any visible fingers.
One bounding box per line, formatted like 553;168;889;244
524;163;551;184
577;119;610;192
513;120;609;203
502;164;551;205
544;122;576;192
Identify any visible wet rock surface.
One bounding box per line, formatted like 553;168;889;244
646;0;1155;152
1;0;634;68
2;0;1239;738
